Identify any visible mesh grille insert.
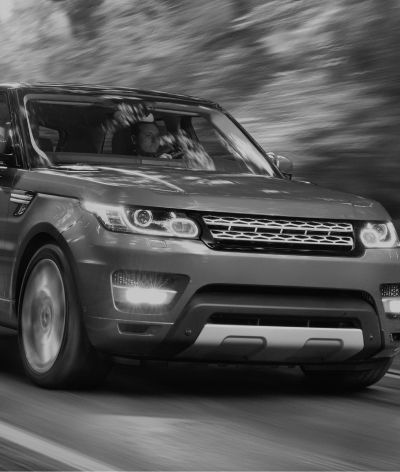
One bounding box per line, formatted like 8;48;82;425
202;214;355;252
381;283;400;298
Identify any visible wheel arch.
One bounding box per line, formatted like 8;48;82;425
13;224;82;320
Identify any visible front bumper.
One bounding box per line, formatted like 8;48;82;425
67;220;400;363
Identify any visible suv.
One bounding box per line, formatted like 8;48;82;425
0;83;399;389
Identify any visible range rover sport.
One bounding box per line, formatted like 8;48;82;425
0;83;399;389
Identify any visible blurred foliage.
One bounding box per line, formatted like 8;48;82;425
1;0;400;218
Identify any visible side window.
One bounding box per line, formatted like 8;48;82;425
102;128;113;154
38;126;59;152
0;93;12;155
0;93;10;124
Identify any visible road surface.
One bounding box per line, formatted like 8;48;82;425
0;328;399;470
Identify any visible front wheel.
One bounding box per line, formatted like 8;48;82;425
18;244;110;388
301;358;393;391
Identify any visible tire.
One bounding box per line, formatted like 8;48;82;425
18;243;110;388
301;358;393;391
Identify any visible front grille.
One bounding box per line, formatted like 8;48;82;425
202;214;356;254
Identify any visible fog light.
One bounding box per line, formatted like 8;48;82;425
124;286;177;305
111;270;189;313
382;298;400;314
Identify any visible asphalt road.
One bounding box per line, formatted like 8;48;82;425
0;328;399;471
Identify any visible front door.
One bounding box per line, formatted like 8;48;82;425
0;91;21;326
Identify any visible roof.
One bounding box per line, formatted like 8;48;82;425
0;82;221;109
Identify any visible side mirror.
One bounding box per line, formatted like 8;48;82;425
267;152;294;179
276;154;293;178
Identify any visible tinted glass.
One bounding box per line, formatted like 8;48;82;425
0;94;10;124
24;95;276;176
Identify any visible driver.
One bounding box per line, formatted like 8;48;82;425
133;122;175;159
134;122;161;156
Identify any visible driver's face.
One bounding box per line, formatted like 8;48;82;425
137;123;160;154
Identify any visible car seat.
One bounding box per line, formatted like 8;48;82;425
111;127;136;155
63;129;97;153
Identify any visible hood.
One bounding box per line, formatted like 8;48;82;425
19;166;388;221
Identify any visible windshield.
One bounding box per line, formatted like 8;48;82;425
24;94;276;176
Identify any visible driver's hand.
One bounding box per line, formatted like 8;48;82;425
159;153;173;160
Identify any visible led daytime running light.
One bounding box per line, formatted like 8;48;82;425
82;201;199;239
360;222;399;248
82;202;126;231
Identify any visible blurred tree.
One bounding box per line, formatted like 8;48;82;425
0;0;399;217
49;0;104;39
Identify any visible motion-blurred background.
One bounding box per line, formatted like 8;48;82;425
1;0;399;219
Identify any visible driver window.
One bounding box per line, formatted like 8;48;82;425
38;126;59;152
0;94;11;154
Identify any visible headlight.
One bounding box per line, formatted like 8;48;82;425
82;202;199;238
359;222;399;248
